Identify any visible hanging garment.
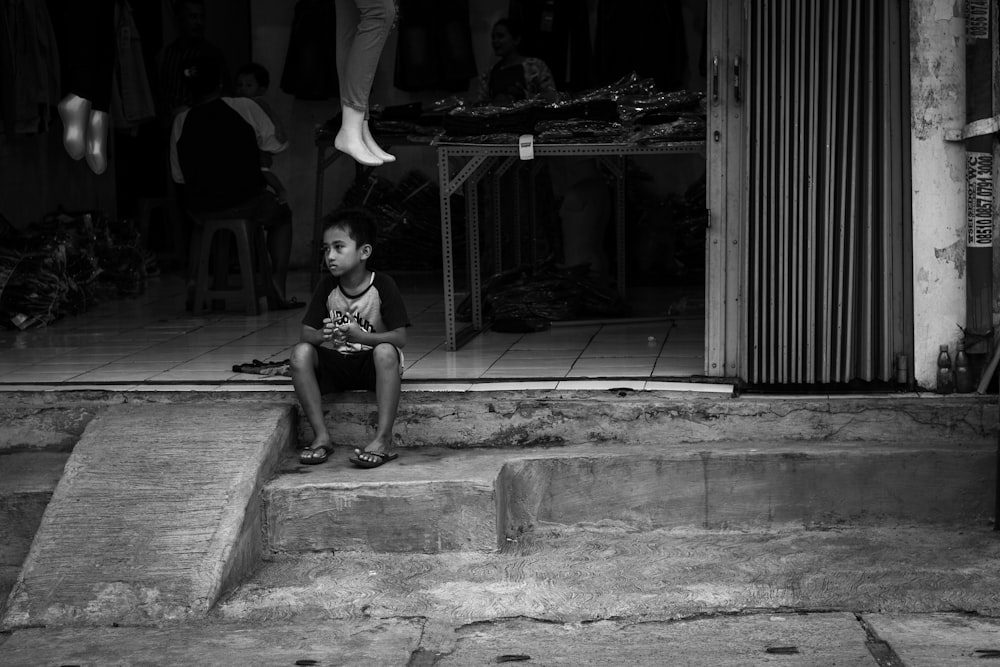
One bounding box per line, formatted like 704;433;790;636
393;0;477;92
280;0;339;100
510;0;688;93
49;0;116;111
507;0;594;93
593;0;687;92
111;0;156;130
0;0;61;136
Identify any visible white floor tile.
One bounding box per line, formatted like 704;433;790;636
0;270;707;389
467;381;558;391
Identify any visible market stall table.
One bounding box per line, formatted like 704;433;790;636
437;139;706;351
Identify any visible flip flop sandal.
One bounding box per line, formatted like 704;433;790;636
349;451;398;469
299;444;332;465
232;359;291;374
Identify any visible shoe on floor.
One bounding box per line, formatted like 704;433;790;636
349;450;398;469
299;444;332;465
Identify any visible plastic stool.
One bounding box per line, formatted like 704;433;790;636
136;196;184;260
193;218;273;315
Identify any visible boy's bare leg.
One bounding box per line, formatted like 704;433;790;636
355;344;401;462
290;342;334;458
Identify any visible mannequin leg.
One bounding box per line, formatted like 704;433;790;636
335;105;382;166
57;94;91;160
85;109;110;175
334;0;396;166
362;119;394;163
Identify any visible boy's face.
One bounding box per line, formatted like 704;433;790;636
322;225;370;278
235;73;264;98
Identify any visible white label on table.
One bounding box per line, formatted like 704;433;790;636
518;134;535;160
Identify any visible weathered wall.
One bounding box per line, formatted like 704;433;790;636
908;0;969;387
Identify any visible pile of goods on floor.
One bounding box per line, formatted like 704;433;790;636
336;170;455;272
0;210;155;330
457;259;629;331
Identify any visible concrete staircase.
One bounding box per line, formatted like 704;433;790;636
1;388;997;632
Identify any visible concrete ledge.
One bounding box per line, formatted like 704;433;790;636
264;447;500;553
0;452;69;562
263;440;996;554
1;403;294;629
0;452;69;618
0;619;422;667
866;613;1000;665
498;444;997;538
311;392;1000;449
1;390;996;453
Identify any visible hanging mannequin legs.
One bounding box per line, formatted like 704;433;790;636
57;94;91;161
57;93;111;175
85;109;110;175
362;119;394;163
334;105;383;166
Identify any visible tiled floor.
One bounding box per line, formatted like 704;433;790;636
0;270;723;393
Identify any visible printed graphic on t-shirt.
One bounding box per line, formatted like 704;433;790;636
303;272;410;355
326;275;385;354
330;309;375;334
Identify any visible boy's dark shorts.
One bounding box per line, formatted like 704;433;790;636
315;346;403;394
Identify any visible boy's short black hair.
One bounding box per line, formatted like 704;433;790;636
236;61;270;89
323;207;378;248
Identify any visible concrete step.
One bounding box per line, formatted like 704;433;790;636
1;403;294;630
303;390;1000;449
0;452;70;613
2;389;997;452
1;391;996;632
3;611;1000;666
4;524;1000;665
264;439;997;555
224;524;1000;625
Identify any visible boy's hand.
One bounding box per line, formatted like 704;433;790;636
321;317;340;342
336;321;364;343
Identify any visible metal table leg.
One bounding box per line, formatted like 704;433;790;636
438;148;489;350
491;157;517;273
597;155;628;295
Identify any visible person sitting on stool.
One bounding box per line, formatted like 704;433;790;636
169;53;302;309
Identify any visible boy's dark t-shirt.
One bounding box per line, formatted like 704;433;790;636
302;272;410;354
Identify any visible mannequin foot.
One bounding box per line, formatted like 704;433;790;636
334;127;383;167
57;94;90;160
85;110;110;175
362;122;395;163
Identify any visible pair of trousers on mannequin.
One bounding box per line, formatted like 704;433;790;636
334;0;396;115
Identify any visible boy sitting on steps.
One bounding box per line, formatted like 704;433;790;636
291;207;410;467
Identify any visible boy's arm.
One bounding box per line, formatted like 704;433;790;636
300;322;331;346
